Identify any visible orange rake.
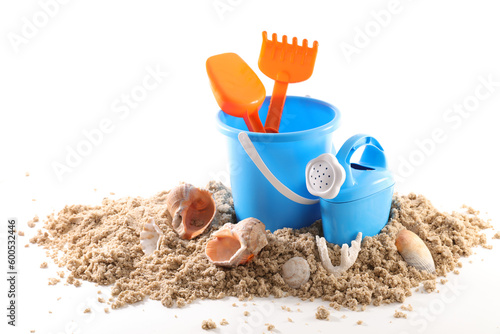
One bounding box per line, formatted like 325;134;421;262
258;31;319;133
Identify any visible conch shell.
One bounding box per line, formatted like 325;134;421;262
282;257;310;288
205;218;268;267
396;229;436;274
166;184;216;240
140;218;162;255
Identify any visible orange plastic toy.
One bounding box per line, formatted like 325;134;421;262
206;53;266;133
258;32;319;133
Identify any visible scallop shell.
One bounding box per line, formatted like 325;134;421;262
282;257;310;289
396;229;436;273
140;218;162;255
205;218;268;267
166;184;216;240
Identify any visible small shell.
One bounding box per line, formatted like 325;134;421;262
282;257;310;289
205;218;268;267
140;218;162;255
396;229;436;273
166;184;216;240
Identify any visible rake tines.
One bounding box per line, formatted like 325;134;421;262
259;31;319;133
260;32;318;79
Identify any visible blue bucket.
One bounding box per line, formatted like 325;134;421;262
216;96;341;232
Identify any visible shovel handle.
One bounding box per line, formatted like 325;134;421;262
244;108;266;133
265;81;289;133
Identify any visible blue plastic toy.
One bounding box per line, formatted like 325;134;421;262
307;134;395;245
216;96;341;231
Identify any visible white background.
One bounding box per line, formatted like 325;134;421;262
1;0;500;333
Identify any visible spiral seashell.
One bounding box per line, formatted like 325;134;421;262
396;229;436;274
205;218;268;267
166;184;217;240
282;257;310;288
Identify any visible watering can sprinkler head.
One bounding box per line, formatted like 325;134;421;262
305;153;346;200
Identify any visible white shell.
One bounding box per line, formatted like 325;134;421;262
282;257;310;288
140;218;162;255
396;229;436;274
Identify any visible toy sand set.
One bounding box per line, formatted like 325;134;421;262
28;32;497;325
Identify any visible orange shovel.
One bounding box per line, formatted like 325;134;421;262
206;53;266;133
258;32;319;133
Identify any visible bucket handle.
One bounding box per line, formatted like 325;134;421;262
238;132;320;205
336;134;387;187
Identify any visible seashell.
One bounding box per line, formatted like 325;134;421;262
396;229;436;273
205;217;268;267
140;218;162;255
166;184;217;240
282;257;310;289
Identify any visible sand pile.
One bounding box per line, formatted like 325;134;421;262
30;181;492;310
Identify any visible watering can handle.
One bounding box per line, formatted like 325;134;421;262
238;132;320;205
336;134;387;186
